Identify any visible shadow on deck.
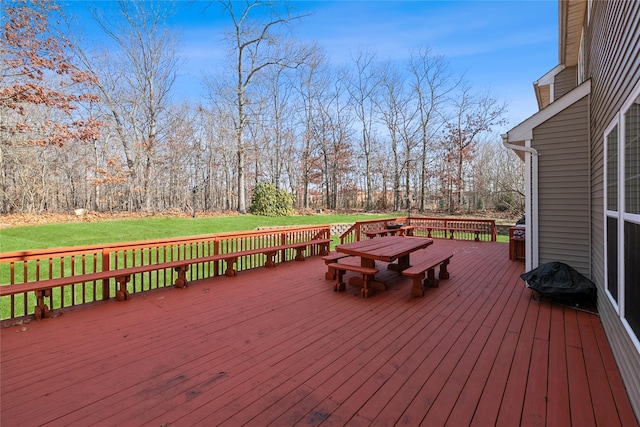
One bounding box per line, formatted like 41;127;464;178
1;240;638;426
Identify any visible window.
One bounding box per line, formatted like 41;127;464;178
607;126;618;211
625;222;640;338
604;84;640;347
624;94;640;340
625;96;640;214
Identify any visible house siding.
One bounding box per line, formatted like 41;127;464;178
587;0;640;137
587;0;640;418
532;96;590;276
554;65;577;99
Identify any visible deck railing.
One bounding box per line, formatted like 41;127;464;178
340;216;497;243
408;216;497;241
339;217;407;243
0;225;330;321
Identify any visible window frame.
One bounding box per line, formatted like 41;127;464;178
604;118;621;310
603;79;640;351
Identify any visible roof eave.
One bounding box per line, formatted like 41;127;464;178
506;79;591;146
559;0;587;67
533;64;565;110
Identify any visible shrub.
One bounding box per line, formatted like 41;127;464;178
250;182;295;217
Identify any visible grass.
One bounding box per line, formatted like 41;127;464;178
1;213;510;253
0;213;394;253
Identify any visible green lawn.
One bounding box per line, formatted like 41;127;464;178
0;213;509;253
0;214;393;253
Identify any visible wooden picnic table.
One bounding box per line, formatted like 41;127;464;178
335;236;433;295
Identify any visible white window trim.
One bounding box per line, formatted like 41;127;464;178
603;116;621;311
578;30;586;85
623;318;640;354
621;81;640;225
604;78;640;351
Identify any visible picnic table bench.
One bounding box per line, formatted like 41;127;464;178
364;225;414;239
214;238;330;276
412;225;485;241
1;238;330;320
0;260;190;319
327;262;379;297
402;252;453;297
321;252;352;279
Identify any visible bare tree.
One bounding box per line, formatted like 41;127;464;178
313;71;354;210
216;0;310;213
295;43;328;209
75;0;180;212
376;61;411;211
408;47;457;212
202;75;242;210
477;141;525;212
252;65;297;190
346;48;379;211
441;84;507;212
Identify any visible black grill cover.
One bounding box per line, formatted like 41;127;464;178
521;262;597;307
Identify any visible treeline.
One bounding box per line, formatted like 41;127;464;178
0;0;524;215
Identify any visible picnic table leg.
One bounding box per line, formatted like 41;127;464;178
334;269;346;292
388;254;411;272
348;276;386;292
348;259;386;292
361;273;375;298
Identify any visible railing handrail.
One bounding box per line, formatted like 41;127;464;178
0;224;331;262
339;217;405;243
341;216;497;242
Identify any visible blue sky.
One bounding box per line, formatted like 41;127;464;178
68;0;558;129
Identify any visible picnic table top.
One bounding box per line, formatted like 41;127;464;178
336;236;433;262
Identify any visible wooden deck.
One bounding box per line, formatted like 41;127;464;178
1;240;638;426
